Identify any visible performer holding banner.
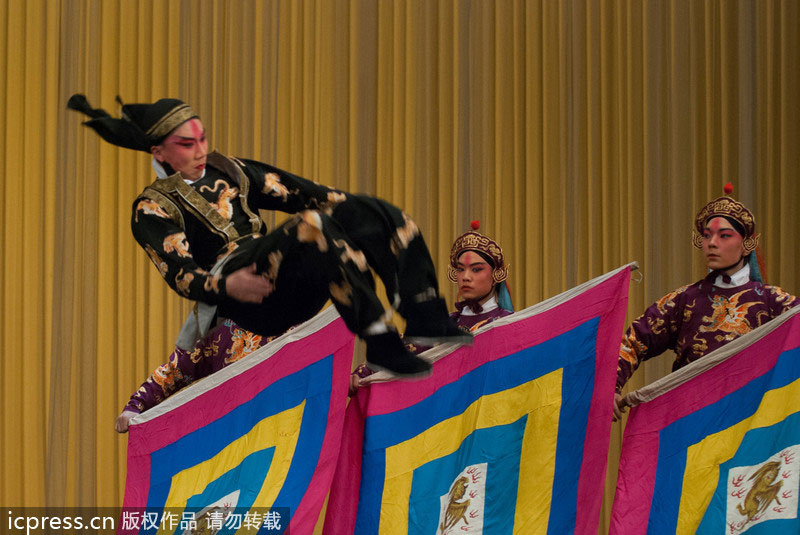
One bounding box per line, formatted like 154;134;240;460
613;186;797;420
115;319;274;432
117;221;513;431
68;95;471;393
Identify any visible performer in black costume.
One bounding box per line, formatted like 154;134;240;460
68;95;470;377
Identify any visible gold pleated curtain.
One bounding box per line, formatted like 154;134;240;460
1;0;798;532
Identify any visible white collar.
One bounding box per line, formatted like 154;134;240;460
713;263;751;288
152;158;170;179
460;295;499;316
152;158;206;183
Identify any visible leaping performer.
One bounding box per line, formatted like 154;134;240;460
68;94;472;429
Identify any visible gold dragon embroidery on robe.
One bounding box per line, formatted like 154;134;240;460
699;290;759;339
199;179;239;220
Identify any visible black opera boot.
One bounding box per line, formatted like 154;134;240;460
364;332;433;377
403;298;474;346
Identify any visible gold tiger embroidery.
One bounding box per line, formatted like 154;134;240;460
262;172;291;202
390;212;420;256
319;190;348;213
175;269;195;296
327;191;347;205
333;239;369;271
204;274;222;294
163;232;191;258
266;251;283;282
295;211;329;252
145;245;169;277
329;277;353;306
199;179;239;220
151;359;185;392
216;241;239;263
135;199;170;222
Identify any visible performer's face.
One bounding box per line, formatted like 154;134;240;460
456;251;494;302
702;217;746;272
151;119;208;181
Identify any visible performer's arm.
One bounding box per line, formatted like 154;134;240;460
131;196;230;304
765;285;798;316
116;321;272;432
116;345;207;433
236;158;348;214
615;286;688;394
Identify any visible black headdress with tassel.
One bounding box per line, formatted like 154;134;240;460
67;94;198;153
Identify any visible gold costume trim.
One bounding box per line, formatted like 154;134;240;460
146;104;197;140
210;153;262;235
144;152;264;244
448;230;507;283
139;187;185;229
692;196;758;252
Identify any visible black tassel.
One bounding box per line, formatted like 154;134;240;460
66;93;110;119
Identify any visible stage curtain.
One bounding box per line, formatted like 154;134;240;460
1;1;798;532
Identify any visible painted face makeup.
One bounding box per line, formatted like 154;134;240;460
456;250;495;303
702;216;747;274
151;118;208;181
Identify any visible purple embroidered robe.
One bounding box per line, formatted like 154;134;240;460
124;320;273;414
616;275;797;392
449;306;513;332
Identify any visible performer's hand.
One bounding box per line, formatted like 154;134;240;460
115;410;138;433
225;264;274;303
349;373;362;396
612;392;628;422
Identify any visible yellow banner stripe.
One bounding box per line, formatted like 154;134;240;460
159;400;305;531
379;369;563;535
677;378;800;535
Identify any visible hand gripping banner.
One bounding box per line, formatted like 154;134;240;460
325;264;633;534
120;307;353;534
611;305;800;535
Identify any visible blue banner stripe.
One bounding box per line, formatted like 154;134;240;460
548;346;597;534
356;317;601;534
408;418;527;533
364;318;601;451
146;355;334;512
271;358;332;516
696;412;800;534
647;347;800;534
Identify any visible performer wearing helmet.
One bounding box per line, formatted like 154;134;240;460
613;188;797;420
350;222;513;392
447;221;514;331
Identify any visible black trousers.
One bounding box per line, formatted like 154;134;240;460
218;195;439;338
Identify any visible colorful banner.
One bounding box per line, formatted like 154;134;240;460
325;265;632;534
121;307;353;534
610;305;800;535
